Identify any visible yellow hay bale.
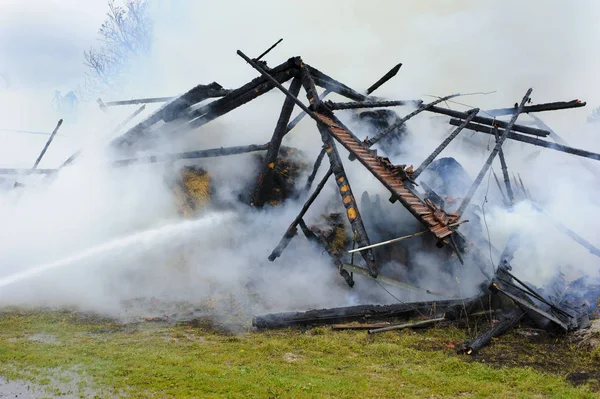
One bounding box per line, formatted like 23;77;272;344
182;168;211;208
173;167;212;218
329;226;349;255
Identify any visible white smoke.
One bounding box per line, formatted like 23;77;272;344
0;0;598;318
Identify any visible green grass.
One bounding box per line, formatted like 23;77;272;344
0;309;597;398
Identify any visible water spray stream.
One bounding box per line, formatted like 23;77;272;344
0;213;233;289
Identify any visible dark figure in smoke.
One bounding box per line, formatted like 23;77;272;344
52;90;79;122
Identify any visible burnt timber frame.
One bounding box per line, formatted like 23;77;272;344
299;60;379;276
449;120;600;162
250;77;302;207
31;47;587;289
236;50;493;281
456;88;533;216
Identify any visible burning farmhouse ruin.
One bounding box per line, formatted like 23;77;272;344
2;40;600;356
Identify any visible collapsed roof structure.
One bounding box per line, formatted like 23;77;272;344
4;40;600;354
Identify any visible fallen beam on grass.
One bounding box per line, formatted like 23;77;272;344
368;317;446;334
252;299;469;329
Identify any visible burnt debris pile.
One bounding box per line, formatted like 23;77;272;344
4;40;600;355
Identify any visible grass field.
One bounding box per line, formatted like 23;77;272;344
0;309;598;398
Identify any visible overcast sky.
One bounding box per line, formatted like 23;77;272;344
1;0;600;166
0;0;107;90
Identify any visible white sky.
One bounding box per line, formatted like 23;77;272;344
0;0;107;90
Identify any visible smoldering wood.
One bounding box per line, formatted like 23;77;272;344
366;94;461;147
184;68;298;131
97;98;108;112
104;97;174;106
113;104;146;132
254;38;283;62
252;299;468;329
14;144;273;174
450;120;600;161
366;63;402;95
305;64;368;102
324;99;418;110
412;108;479;179
0;168;56;175
268;168;334;261
529;114;600;182
282;89;332;139
236;52;322;124
432;108;550;137
485;99;586;117
492;169;510;207
111;82;229;147
461;308;525;355
32;119;63;170
303;147;327;192
111;144;271;167
279;63;403;140
517;174;528;199
455;88;533;216
497;273;573;319
251;77;302;207
300;64;379;277
494;127;515;204
491;283;569;331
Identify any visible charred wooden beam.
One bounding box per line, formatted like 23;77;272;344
0;168;56;175
450;120;600;161
254;38;283;62
236;52;323;124
324;99;419;110
252;299;468;329
113;104;147;133
105;97;173;106
460;308;525;355
32;119;63;170
492;170;510;207
413;108;479;179
304;147;327;192
268;168;334;261
434;109;549;137
530;114;600;182
33;144;276;174
111;82;229;147
517;174;528;199
485;99;586;117
306;64;367;102
300;63;378;277
251;78;302;207
490;282;568;331
494;127;515;205
366;94;460;147
112;144;270;167
282;89;332;138
366;63;402;95
185;68;297;131
281;62;401;138
456;88;533;216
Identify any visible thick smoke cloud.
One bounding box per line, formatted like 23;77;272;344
0;1;598;318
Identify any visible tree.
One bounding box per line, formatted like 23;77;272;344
587;106;600;125
77;0;152;100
